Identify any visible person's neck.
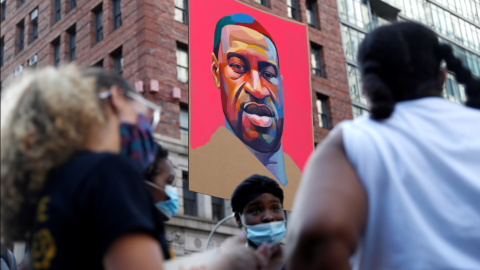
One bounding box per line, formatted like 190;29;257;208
83;122;121;153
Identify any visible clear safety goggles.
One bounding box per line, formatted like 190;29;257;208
99;90;162;131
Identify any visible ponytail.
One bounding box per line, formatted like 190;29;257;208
361;61;395;120
438;44;480;109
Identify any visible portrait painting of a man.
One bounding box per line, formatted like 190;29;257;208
211;13;288;185
189;0;313;210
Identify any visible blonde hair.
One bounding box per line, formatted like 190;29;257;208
1;65;107;244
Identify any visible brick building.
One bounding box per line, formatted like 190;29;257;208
1;0;351;257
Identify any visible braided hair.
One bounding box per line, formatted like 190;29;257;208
357;22;480;120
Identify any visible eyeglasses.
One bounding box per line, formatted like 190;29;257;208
99;90;162;131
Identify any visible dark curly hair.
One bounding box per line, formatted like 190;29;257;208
144;143;169;182
357;22;480;120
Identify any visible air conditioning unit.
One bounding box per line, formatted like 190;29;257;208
31;9;38;21
29;54;38;66
14;65;24;76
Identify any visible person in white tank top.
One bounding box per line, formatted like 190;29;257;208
285;22;480;269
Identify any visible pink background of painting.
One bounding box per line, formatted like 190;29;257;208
189;0;313;171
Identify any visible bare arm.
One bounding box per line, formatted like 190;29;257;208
285;129;367;270
103;233;164;270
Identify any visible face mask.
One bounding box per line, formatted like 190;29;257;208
120;114;158;170
155;185;179;220
244;220;286;246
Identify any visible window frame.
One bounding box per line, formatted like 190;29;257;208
52;38;60;67
1;0;6;22
68;26;76;61
111;47;123;75
310;43;325;77
316;93;331;129
174;0;188;24
176;43;189;83
182;171;198;216
53;0;61;23
17;20;25;53
255;0;268;6
93;6;104;43
112;0;122;30
211;196;225;221
306;0;318;27
287;0;299;20
1;36;4;67
69;0;76;10
179;104;189;134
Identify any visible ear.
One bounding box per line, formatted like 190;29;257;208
110;86;137;124
211;53;221;89
234;213;242;228
109;86;126;112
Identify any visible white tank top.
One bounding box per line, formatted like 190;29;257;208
340;97;480;269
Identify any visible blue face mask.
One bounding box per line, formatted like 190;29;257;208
244;220;286;246
155;185;179;220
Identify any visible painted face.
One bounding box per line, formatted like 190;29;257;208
241;193;285;226
212;25;284;153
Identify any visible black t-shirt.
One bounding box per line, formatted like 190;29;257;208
30;151;170;269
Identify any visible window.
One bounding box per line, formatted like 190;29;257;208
255;0;268;6
111;47;123;75
112;0;121;29
92;59;103;67
211;196;225;221
69;0;76;10
180;104;188;134
316;93;330;129
93;5;103;43
67;26;76;61
31;9;39;43
53;0;61;23
1;0;6;21
0;37;3;67
18;0;25;6
176;43;188;83
28;53;38;68
306;0;318;27
352;105;369;118
311;43;325;77
17;20;25;53
174;0;188;24
337;0;370;29
347;64;368;105
182;171;197;216
52;38;60;67
286;0;298;20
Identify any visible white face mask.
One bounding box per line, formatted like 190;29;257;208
242;220;286;246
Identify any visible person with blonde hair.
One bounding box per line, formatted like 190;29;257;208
1;65;274;270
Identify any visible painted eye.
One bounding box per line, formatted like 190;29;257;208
229;63;246;73
263;71;276;80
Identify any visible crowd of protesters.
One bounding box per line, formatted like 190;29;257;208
1;21;479;269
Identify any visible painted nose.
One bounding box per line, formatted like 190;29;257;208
244;70;269;99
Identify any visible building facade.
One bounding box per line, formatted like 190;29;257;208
337;0;480;118
1;0;350;257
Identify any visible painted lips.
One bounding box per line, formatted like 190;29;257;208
244;103;274;128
